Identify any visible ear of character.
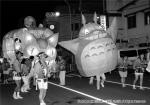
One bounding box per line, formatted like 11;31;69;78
93;12;97;24
48;33;59;47
107;17;117;42
81;14;86;25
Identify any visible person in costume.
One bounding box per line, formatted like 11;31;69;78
133;54;147;90
57;56;66;86
118;56;131;87
12;51;23;99
33;52;51;105
89;73;106;90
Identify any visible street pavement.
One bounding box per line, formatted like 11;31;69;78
0;69;150;105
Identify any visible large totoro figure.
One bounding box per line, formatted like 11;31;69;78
59;13;118;77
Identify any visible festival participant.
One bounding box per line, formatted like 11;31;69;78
2;58;10;84
89;73;106;90
118;56;130;87
12;51;23;99
58;56;66;86
33;52;51;105
133;54;146;90
21;58;31;92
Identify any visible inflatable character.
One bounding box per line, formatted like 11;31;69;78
59;13;118;77
2;27;58;66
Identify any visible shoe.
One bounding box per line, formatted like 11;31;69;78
17;92;23;99
40;102;46;105
101;83;104;87
13;92;18;99
21;88;24;92
59;83;65;86
140;87;144;90
97;87;100;90
133;85;136;89
122;84;126;88
24;90;28;92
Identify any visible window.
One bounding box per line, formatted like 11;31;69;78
138;49;147;55
71;23;80;31
75;23;79;30
127;14;136;29
71;24;74;31
120;50;137;57
144;11;150;25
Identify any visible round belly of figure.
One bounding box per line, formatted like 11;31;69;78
79;38;118;77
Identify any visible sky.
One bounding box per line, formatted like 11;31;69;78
0;0;65;37
0;0;103;42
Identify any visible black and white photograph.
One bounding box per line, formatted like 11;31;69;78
0;0;150;105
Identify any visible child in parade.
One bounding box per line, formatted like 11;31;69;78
133;54;147;90
118;56;131;87
12;51;23;99
33;52;51;105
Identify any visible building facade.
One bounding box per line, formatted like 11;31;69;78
107;0;150;48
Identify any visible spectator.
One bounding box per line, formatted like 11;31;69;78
57;56;66;86
133;54;147;90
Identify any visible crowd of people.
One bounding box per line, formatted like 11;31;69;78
118;53;149;90
0;50;66;105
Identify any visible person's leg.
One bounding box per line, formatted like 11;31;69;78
139;74;144;90
21;76;25;92
89;76;94;85
24;76;29;92
13;80;18;99
39;89;44;104
119;71;124;86
62;71;66;85
101;74;106;87
16;80;23;99
0;73;1;82
96;75;100;90
123;71;127;87
26;76;30;90
133;74;139;89
122;77;126;87
42;89;47;102
59;71;66;85
121;77;124;86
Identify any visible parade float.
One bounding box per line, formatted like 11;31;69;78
2;27;58;71
59;13;118;77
